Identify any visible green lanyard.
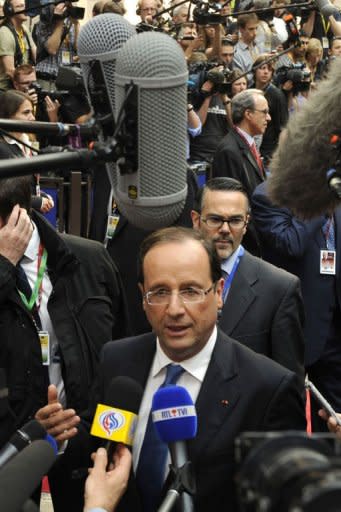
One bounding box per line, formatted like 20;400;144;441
18;247;48;311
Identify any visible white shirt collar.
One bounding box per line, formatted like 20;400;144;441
22;221;40;263
152;324;218;384
235;126;255;147
221;244;242;275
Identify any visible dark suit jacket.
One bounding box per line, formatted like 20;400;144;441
212;128;264;199
212;129;264;256
252;181;341;366
219;250;305;380
94;329;306;512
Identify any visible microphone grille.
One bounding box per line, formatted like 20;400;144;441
115;31;188;78
78;14;136;58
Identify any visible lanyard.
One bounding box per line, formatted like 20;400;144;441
321;15;330;36
18;245;47;312
222;246;244;303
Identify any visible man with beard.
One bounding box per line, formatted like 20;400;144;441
191;177;305;381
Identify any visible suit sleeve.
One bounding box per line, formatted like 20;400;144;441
212;144;244;182
261;371;306;431
251;182;324;258
270;275;305;382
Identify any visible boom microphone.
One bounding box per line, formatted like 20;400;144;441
268;59;341;218
152;385;197;512
0;419;46;469
0;440;56;512
91;376;143;463
112;31;188;230
314;0;340;18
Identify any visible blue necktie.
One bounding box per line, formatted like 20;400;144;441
136;364;185;512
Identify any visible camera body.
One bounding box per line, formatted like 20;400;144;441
274;63;311;93
235;431;341;512
188;61;234;100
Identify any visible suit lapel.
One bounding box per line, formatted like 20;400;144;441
189;332;240;458
233;130;263;180
219;252;258;334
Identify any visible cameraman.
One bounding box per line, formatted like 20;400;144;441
34;2;80;92
12;64;60;123
189;61;231;165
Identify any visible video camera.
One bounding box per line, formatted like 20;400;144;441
188;61;234;98
32;66;86;104
193;0;226;25
235;431;341;512
274;63;311;92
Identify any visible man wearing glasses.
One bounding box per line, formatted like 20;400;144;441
192;177;305;381
45;225;305;511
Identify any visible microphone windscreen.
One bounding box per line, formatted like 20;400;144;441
268;59;341;218
0;440;56;511
14;419;46;451
113;31;188;230
152;385;197;443
91;376;143;445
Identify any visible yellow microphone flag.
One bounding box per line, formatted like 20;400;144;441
90;404;138;446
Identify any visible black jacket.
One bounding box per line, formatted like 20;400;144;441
0;211;129;447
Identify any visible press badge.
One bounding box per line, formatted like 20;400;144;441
106;212;120;239
320;250;336;275
61;50;71;65
39;330;50;365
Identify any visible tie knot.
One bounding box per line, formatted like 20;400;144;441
163;364;184;386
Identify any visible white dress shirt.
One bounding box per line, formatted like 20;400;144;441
132;325;218;473
20;222;66;406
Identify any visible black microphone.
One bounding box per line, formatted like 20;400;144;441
0;118;100;138
268;59;341;218
112;31;188;230
0;440;56;511
90;376;143;463
0;419;46;469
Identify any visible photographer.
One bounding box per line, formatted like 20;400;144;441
189;61;231;165
34;1;81;92
12;64;60;123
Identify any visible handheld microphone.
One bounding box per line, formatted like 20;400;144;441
268;59;341;218
113;31;188;230
91;376;143;458
0;419;46;469
152;385;197;512
0;440;56;511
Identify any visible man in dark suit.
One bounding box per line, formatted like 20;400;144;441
62;226;303;512
212;88;270;198
212;89;270;255
252;180;341;430
192;177;305;381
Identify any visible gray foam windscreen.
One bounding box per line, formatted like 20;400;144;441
77;14;136;194
113;31;189;230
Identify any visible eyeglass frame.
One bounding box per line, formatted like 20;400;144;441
143;284;216;306
200;215;249;230
251;108;270;116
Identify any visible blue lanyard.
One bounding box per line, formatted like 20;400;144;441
222;246;245;303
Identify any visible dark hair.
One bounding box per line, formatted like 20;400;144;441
194;177;250;212
138;226;222;284
13;64;35;83
237;12;258;28
0;90;33;120
0;177;32;220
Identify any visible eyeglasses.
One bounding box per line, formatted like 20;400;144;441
201;215;248;230
252;108;270;115
221;53;234;57
144;285;215;305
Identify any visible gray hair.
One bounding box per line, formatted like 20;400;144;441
231;88;264;125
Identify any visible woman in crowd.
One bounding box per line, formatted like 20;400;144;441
0;90;54;213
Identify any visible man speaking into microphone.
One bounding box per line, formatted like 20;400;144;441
74;226;305;512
